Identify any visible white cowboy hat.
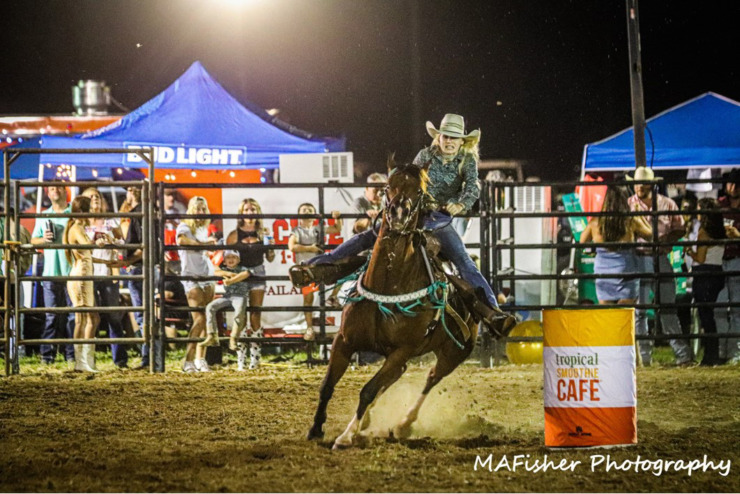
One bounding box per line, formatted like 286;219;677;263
426;114;481;140
626;166;662;181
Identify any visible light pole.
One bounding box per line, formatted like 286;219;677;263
626;0;647;169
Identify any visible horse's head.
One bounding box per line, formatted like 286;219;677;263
383;161;428;234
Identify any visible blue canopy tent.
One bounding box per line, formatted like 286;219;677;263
5;61;344;177
581;92;740;175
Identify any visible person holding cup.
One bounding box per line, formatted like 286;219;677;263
684;198;726;366
225;198;275;370
31;185;76;365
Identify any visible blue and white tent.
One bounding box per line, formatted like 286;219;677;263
6;61;343;178
581;92;740;175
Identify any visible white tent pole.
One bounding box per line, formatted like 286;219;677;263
110;185;118;212
31;163;44;278
70;166;77;199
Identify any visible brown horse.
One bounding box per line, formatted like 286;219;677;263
307;163;486;449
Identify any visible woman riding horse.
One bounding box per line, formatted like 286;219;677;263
294;114;513;335
308;163;501;448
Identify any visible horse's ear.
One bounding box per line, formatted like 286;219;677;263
386;153;397;174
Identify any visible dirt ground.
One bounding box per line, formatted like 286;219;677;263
0;360;738;493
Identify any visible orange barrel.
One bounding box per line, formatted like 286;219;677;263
543;308;637;447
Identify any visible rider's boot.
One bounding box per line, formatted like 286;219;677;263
473;287;517;339
289;256;367;288
446;274;516;339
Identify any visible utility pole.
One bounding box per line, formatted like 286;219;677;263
626;0;647;169
409;0;423;153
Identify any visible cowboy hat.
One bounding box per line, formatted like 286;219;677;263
426;114;481;140
626;166;662;182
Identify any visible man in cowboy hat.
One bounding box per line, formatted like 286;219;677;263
627;166;694;366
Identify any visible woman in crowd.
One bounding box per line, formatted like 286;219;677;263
288;203;342;341
177;196;218;373
63;195;110;372
685;198;726;366
226;198;275;370
81;187;128;369
580;185;652;305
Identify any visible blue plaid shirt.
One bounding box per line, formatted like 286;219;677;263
412;146;480;212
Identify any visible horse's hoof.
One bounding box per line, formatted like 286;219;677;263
332;436;353;450
306;427;324;441
393;422;413;439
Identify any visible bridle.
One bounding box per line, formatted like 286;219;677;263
382;185;424;236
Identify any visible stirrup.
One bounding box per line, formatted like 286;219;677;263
289;265;315;288
484;312;517;339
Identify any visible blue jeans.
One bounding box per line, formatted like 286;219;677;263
635;255;694;365
41;281;75;362
95;280;127;367
206;295;248;335
309;222;498;308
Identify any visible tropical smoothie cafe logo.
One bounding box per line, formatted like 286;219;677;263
554;351;601;436
124;143;247;166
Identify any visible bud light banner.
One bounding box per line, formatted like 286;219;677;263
124;143;247;168
543;308;637;447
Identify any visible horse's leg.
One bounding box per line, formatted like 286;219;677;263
307;334;353;441
333;348;412;449
358;387;386;434
393;347;467;439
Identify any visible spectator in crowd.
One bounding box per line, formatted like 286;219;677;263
30;185;75;364
719;169;740;364
116;186;162;370
628;166;694;366
288;203;342;341
352;173;386;234
580;185;652;305
177;196;217;373
0;204;33;361
677;195;699;335
684;198;726;366
226;198;275;370
164;189;187;220
681;195;701;269
199;250;250;352
81;187;128;369
63;195;109;372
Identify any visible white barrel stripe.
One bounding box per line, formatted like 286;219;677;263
544;346;636;408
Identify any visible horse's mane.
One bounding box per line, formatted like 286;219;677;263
388;162;429;194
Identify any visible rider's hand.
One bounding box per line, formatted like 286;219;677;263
446;203;465;216
310;245;323;254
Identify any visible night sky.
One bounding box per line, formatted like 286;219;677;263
1;0;738;180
